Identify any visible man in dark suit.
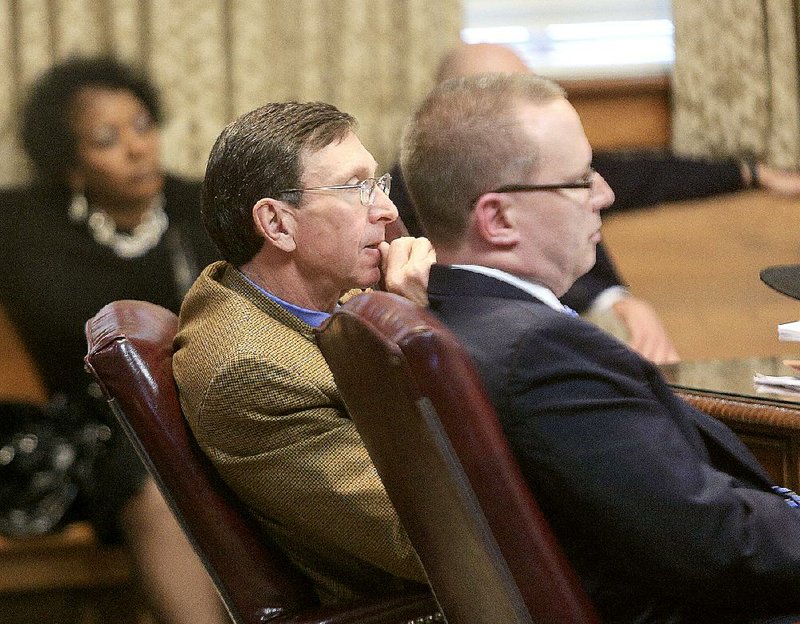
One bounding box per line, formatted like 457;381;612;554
401;72;800;623
394;43;800;366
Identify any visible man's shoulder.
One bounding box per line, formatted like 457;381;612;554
429;266;568;333
174;262;330;409
435;289;595;351
180;262;295;336
430;272;634;377
177;261;322;365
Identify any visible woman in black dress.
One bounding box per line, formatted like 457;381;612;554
0;57;228;624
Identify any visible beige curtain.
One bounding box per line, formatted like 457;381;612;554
0;0;461;186
671;0;800;169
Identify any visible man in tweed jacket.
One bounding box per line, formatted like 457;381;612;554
173;102;434;603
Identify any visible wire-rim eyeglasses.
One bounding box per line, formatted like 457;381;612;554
278;173;392;207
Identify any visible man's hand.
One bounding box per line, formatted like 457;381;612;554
743;162;800;197
379;237;436;305
612;295;680;364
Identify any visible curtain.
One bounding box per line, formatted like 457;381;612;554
671;0;800;169
0;0;461;186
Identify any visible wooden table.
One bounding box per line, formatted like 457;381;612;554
602;190;800;361
663;357;800;490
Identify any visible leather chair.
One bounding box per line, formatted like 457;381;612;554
83;299;440;624
316;291;600;624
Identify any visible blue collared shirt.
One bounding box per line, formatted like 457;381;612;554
240;272;332;328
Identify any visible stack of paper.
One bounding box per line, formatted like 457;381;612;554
754;373;800;396
779;320;800;341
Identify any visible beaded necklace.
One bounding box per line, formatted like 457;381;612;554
68;192;168;259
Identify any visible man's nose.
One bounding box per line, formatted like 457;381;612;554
593;173;615;211
370;187;399;223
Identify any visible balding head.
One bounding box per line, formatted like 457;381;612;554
436;43;532;83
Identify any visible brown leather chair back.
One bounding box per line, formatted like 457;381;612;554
317;292;600;624
84;299;438;624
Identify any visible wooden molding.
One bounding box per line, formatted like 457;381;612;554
562;75;672;151
677;389;800;490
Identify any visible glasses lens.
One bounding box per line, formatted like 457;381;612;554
359;174;392;206
360;179;375;206
377;173;391;196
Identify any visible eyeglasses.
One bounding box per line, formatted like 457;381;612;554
278;173;392;207
487;167;596;195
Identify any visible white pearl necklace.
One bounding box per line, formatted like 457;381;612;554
69;193;169;259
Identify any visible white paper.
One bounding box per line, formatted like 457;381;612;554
778;320;800;342
754;372;800;395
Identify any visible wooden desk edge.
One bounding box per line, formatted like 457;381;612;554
675;389;800;431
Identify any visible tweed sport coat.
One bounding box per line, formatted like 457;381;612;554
173;261;426;603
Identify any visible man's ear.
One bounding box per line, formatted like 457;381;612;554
252;198;297;253
473;193;520;247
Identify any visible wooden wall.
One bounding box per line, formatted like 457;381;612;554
565;75;671;151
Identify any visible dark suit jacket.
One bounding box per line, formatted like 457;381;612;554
427;264;800;623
